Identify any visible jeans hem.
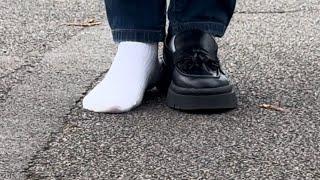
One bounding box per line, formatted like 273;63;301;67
112;29;166;43
170;22;227;37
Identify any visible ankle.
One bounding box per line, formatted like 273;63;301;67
118;41;158;51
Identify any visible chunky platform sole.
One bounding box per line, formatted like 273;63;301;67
167;87;238;110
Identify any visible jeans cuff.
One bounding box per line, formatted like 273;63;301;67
112;29;166;43
170;22;227;37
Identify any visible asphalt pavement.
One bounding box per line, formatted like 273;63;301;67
1;0;319;179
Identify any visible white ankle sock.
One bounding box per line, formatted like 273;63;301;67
170;35;176;52
83;41;160;113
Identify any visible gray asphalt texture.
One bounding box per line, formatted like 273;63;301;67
0;0;107;179
1;0;320;179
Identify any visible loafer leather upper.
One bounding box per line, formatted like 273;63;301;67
165;30;232;93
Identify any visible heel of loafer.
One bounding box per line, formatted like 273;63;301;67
156;49;174;93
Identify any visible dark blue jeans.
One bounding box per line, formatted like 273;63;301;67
105;0;236;43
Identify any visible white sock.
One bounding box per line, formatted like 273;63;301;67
170;35;176;52
83;42;160;113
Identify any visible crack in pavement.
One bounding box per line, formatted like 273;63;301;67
23;68;109;179
0;26;114;179
235;8;320;14
0;29;88;104
0;64;36;80
0;64;35;102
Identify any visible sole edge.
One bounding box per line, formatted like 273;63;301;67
167;88;238;110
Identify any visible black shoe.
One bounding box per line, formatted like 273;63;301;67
158;30;238;110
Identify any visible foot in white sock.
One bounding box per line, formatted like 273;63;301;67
83;42;160;113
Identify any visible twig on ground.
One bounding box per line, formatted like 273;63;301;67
259;104;289;112
64;19;101;27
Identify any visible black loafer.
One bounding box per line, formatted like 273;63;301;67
158;30;238;110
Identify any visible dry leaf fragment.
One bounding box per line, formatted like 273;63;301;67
87;19;95;23
259;104;289;112
64;19;101;27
